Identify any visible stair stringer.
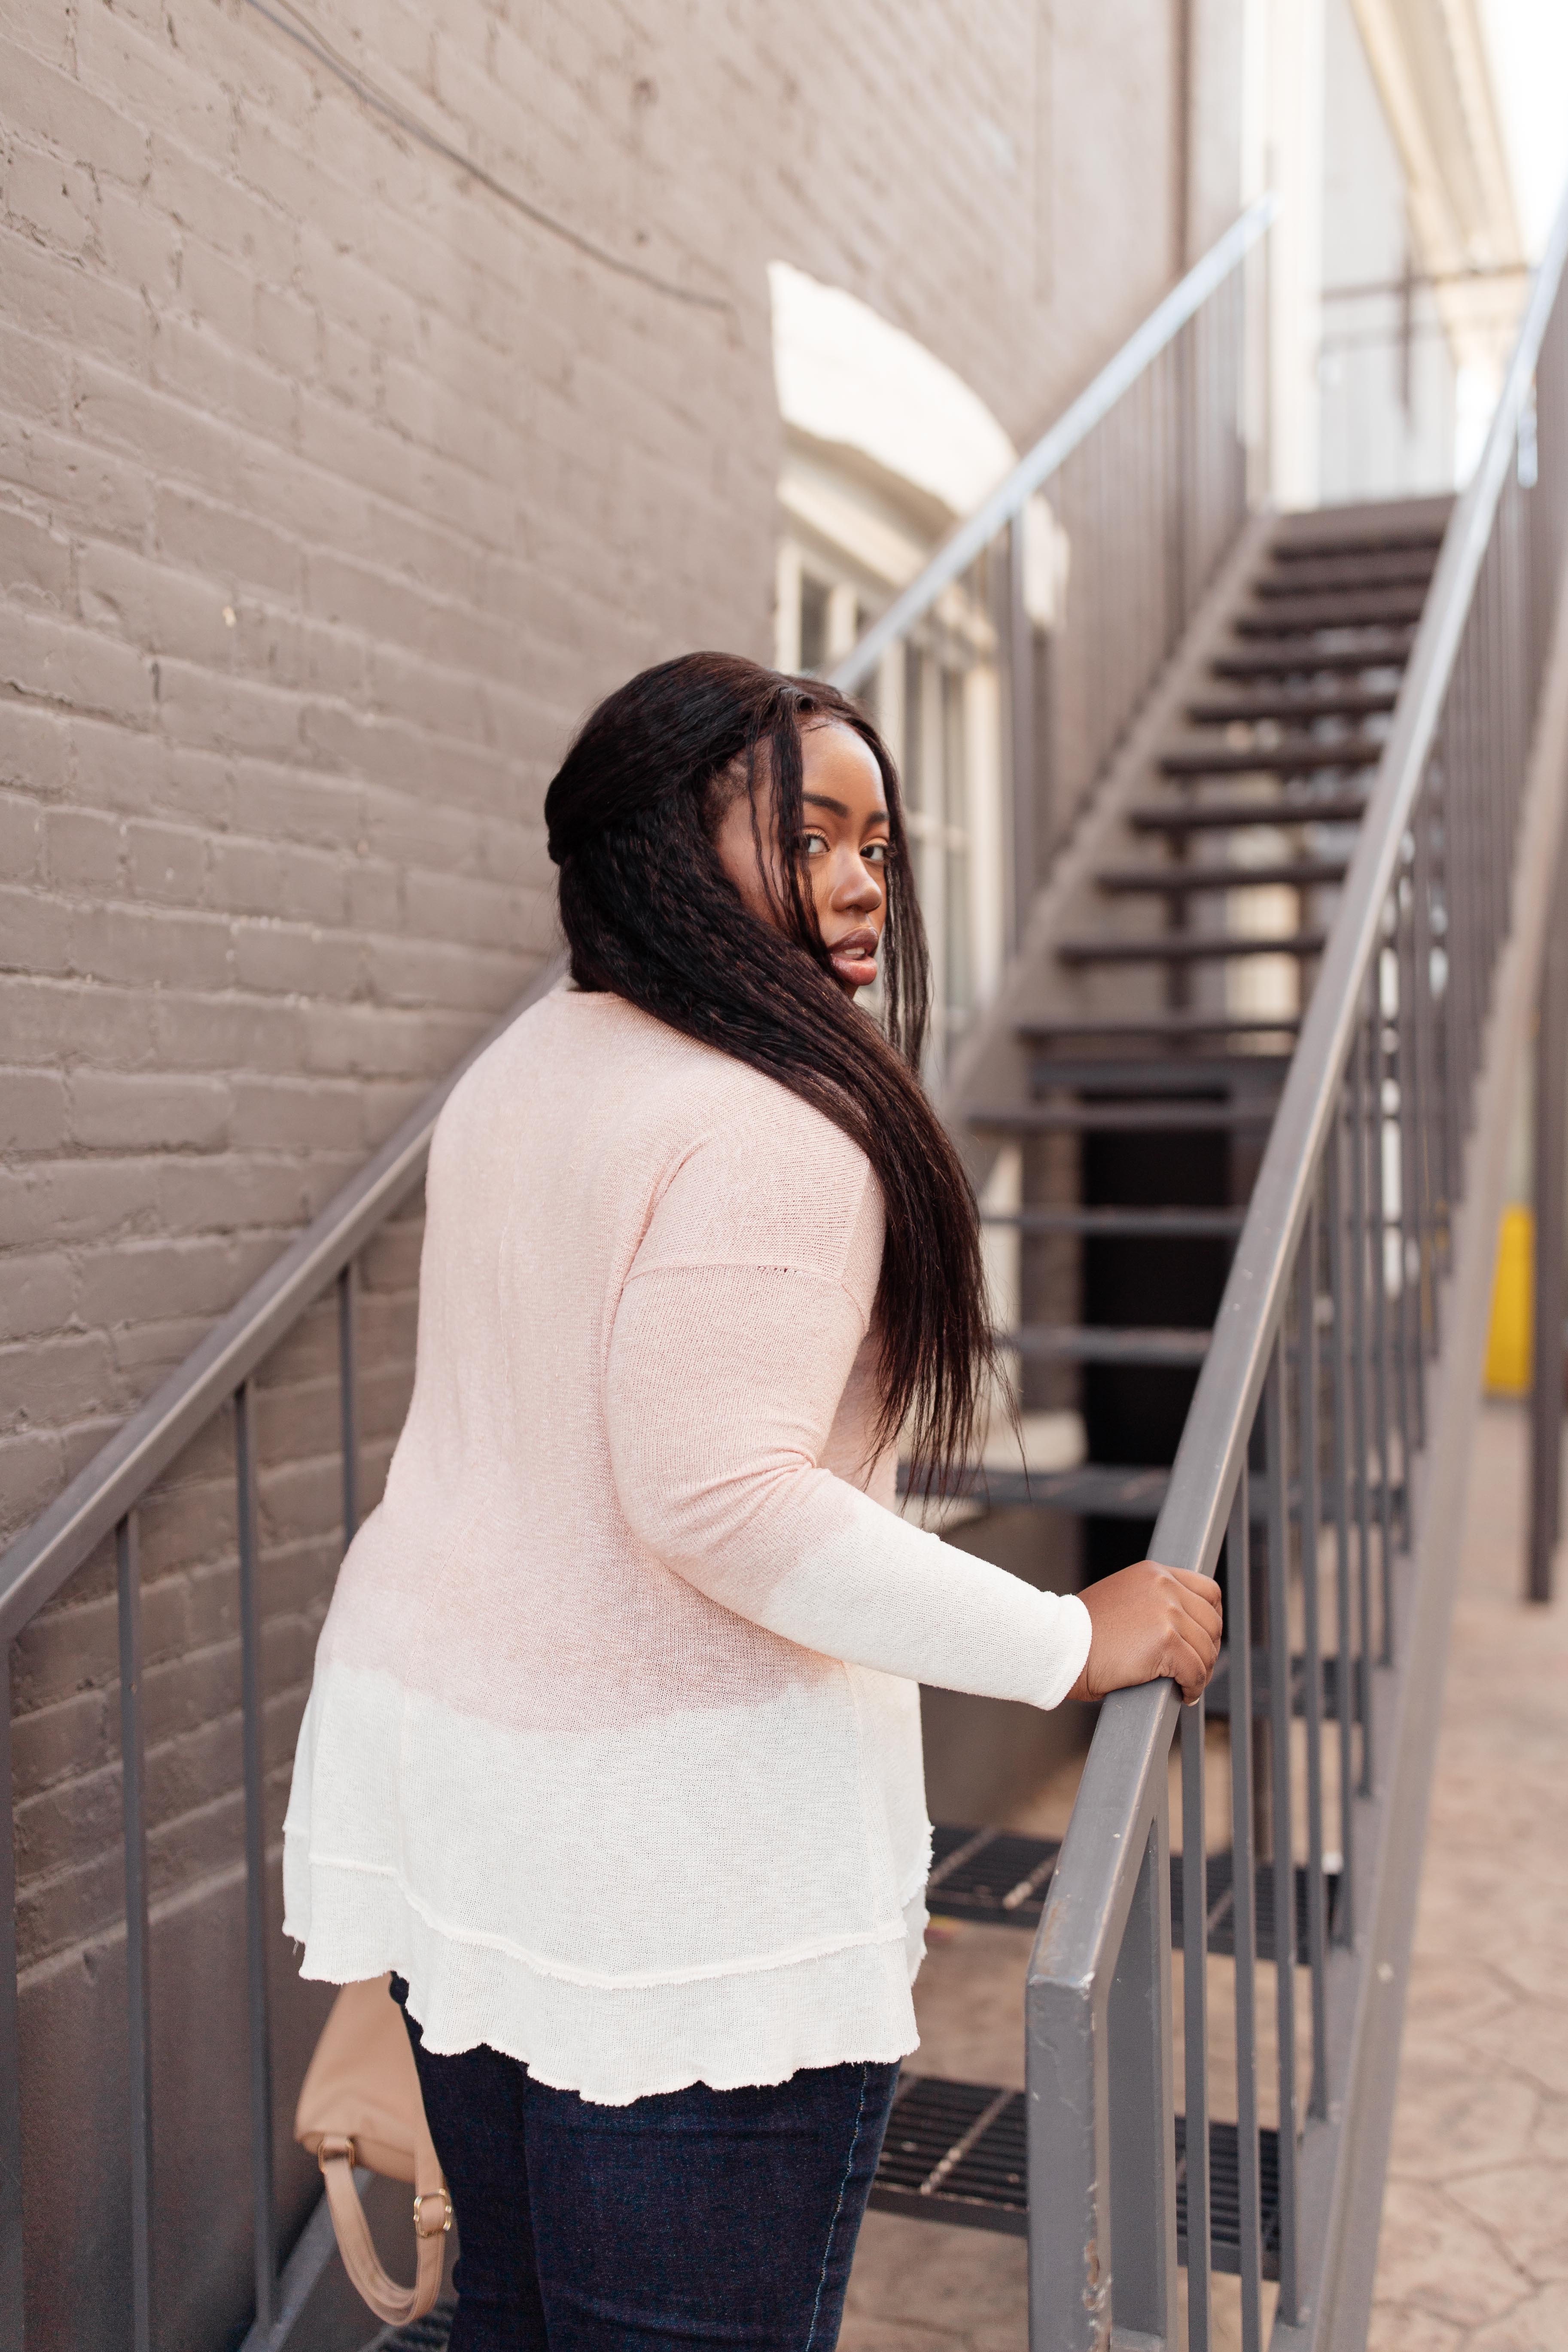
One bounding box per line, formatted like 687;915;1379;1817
939;509;1278;1195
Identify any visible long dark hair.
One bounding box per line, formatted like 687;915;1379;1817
545;650;992;1497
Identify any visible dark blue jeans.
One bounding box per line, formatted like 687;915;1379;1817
390;1980;898;2351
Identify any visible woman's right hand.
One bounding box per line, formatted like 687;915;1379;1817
1066;1561;1223;1706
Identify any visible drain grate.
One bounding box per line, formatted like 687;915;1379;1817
874;2076;1280;2275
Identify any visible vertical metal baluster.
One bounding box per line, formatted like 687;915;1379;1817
338;1259;360;1548
1388;897;1416;1540
0;1642;24;2350
1107;1799;1178;2348
236;1381;277;2331
117;1514;154;2352
1181;1689;1211;2352
1327;1108;1356;1945
1296;1222;1329;2116
1264;1345;1299;2321
1349;1020;1375;1790
1367;972;1395;1662
1228;1470;1264;2352
1398;849;1428;1458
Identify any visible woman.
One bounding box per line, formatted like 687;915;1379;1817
283;653;1221;2350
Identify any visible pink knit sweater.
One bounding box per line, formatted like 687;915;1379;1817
283;985;1090;2102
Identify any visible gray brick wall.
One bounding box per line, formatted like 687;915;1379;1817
0;2;1238;2340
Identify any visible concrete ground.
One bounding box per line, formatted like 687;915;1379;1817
1364;1403;1568;2352
840;1404;1568;2351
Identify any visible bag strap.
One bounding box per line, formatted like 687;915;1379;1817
315;2131;450;2328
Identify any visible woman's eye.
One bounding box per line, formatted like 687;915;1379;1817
864;841;891;865
801;832;829;856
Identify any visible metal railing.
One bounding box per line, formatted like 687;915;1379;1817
830;198;1274;1063
1027;183;1568;2352
0;213;1278;2352
0;962;560;2352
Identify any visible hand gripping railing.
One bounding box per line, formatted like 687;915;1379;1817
1026;183;1568;2352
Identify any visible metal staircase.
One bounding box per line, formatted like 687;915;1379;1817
860;493;1451;2264
4;191;1567;2352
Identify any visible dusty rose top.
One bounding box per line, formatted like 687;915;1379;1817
283;985;1090;2102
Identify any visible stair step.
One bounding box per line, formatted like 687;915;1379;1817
980;1205;1248;1237
919;1463;1175;1517
1186;686;1399;724
1023;1055;1293;1088
928;1823;1062;1918
380;2310;457;2351
1236;591;1428;635
871;2076;1281;2276
1011;1323;1211;1365
1016;1013;1301;1042
1211;630;1415;675
1205;1646;1369;1725
1253;551;1437;595
1128;794;1365;832
1056;931;1324;965
971;1097;1280;1133
1158;737;1381;776
1270;514;1447;559
1171;1847;1343;1962
926;1825;1340;1963
1095;858;1348;897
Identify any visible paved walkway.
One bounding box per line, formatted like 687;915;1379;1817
1366;1403;1568;2352
841;1403;1567;2350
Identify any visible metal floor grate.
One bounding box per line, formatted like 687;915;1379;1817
1205;1646;1368;1724
1176;2116;1283;2279
1170;1846;1343;1961
874;2075;1280;2275
371;2304;456;2350
930;1825;1338;1962
871;2075;1029;2235
926;1824;1063;1924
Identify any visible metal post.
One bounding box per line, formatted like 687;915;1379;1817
117;1514;154;2352
1227;1471;1264;2352
1107;1800;1178;2347
1296;1221;1330;2118
1367;976;1397;1663
1350;1021;1376;1787
1264;1345;1299;2321
236;1382;277;2331
338;1259;360;1549
0;1644;24;2350
1529;809;1568;1602
1008;512;1038;950
1180;1696;1211;2352
1327;1108;1356;1944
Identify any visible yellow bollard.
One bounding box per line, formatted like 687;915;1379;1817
1484;1203;1535;1395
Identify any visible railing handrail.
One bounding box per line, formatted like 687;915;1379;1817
828;195;1277;698
0;958;566;1647
1029;178;1568;2029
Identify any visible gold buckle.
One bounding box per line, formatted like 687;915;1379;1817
413;2188;453;2239
317;2135;356;2169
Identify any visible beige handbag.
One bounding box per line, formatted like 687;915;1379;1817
295;1976;452;2327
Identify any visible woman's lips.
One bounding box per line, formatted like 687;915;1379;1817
828;930;880;985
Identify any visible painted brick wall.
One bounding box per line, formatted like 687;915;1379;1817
0;3;1239;2341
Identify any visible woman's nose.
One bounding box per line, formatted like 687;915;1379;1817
833;854;884;913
